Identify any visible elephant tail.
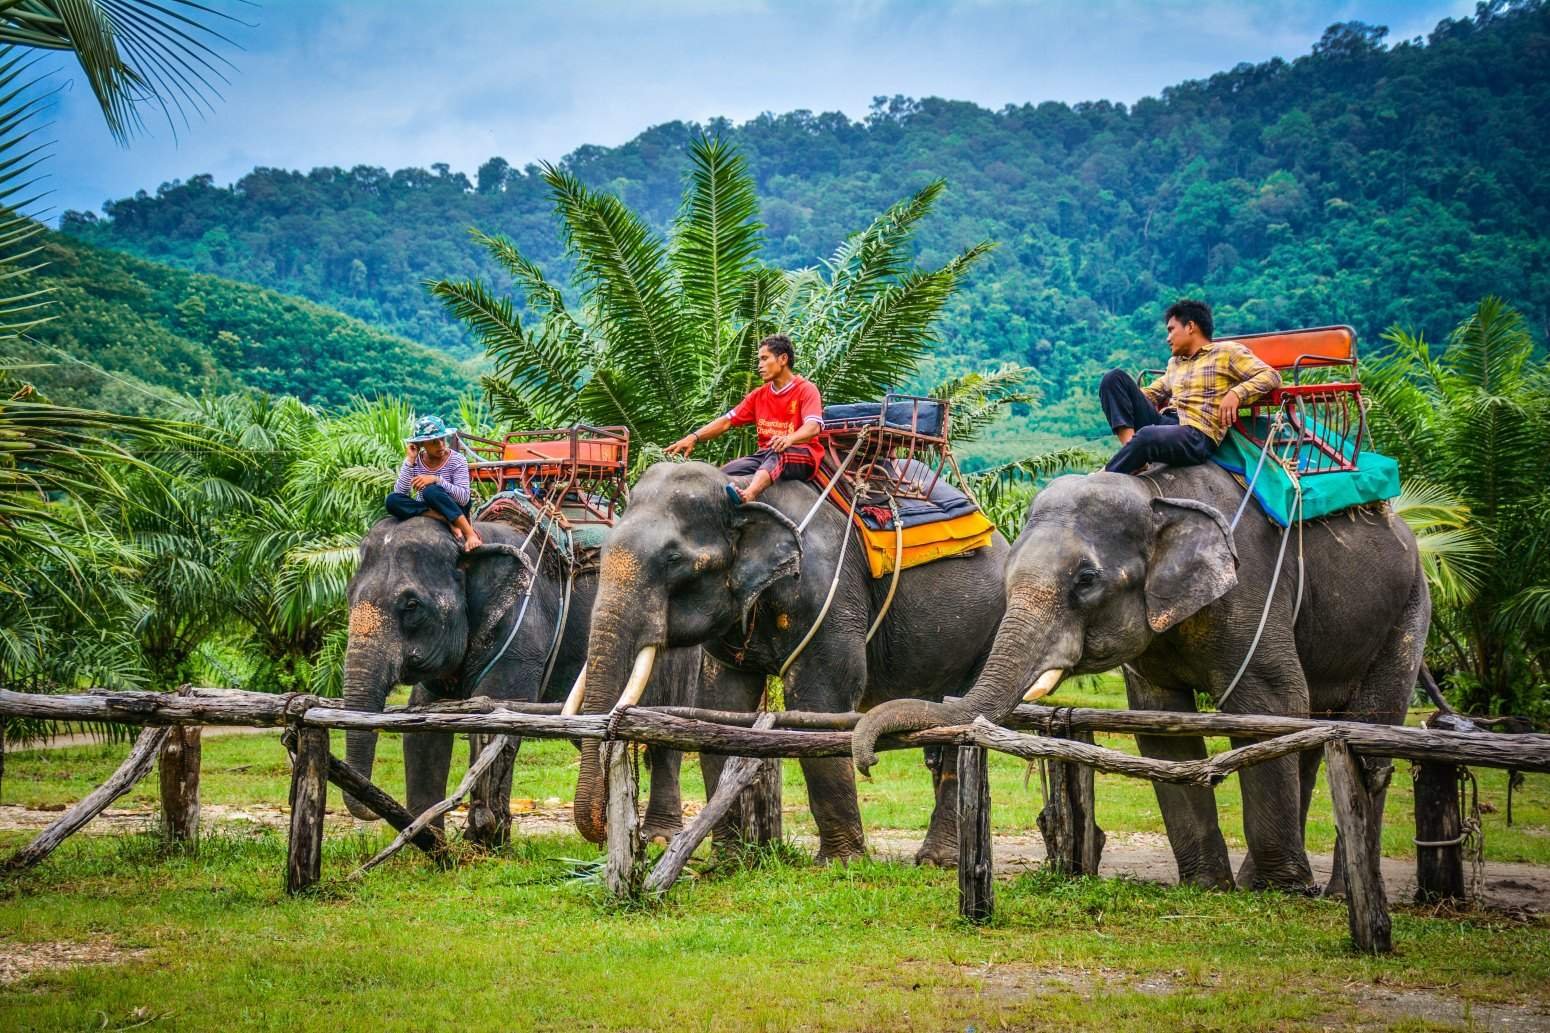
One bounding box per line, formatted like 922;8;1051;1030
1418;663;1455;714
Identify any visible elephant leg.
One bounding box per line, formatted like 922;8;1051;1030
1125;668;1233;889
697;657;765;856
642;746;684;845
1324;585;1421;897
787;642;868;865
914;746;959;867
800;756;867;864
403;730;456;830
1233;742;1314;892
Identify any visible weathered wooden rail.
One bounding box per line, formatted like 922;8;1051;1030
1;686;1545;954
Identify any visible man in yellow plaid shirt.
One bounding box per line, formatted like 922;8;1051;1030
1099;299;1281;475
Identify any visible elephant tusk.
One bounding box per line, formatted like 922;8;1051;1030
1022;668;1065;702
612;645;658;710
560;664;587;716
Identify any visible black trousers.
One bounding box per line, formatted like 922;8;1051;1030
1099;370;1216;475
722;449;817;482
385;483;466;522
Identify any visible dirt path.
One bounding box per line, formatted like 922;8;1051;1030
1;799;1544;912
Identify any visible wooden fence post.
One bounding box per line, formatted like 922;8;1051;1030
957;745;993;924
737;758;783;847
286;724;330;895
1413;762;1466;904
158;724;202;844
1325;739;1391;953
1036;729;1105;876
604;740;642;900
466;732;518;848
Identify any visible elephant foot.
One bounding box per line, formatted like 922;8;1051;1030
913;838;959;868
1177;868;1234;891
1235;855;1316;895
641;816;683;847
815;844;867;867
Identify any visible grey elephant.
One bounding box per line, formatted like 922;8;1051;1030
854;464;1429;893
572;460;1011;864
341;514;692;843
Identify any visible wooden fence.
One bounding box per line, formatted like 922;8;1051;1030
2;686;1547;954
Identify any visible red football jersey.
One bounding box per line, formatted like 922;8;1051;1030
726;375;825;463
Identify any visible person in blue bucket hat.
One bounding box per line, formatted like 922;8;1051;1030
385;415;483;551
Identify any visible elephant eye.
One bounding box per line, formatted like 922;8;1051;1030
1074;567;1101;587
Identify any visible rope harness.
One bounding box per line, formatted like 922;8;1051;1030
772;428;908;679
467;503;574;693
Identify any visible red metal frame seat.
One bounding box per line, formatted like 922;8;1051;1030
463;424;629;525
1224;325;1364;475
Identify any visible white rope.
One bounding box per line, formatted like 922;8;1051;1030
866;496;905;644
779;482;863;679
1217;426;1306;709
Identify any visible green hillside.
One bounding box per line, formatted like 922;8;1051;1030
61;4;1550;440
11;234;475;413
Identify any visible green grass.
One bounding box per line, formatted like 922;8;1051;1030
0;678;1545;1031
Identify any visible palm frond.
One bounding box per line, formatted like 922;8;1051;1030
541;163;691;438
929;363;1036;444
0;0;245;144
671;135;762;376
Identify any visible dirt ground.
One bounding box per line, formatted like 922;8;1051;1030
3;800;1546;913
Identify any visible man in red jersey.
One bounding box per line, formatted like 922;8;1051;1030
667;334;824;504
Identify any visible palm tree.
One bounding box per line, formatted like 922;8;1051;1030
1364;297;1550;714
431;136;1004;464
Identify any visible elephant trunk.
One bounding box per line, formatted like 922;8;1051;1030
340;635;397;820
851;597;1073;775
572;587;663;844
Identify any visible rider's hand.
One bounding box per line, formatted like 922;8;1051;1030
411;474;438;491
404;442;418;461
1217;389;1241;429
768;433;792;453
666;433;697;456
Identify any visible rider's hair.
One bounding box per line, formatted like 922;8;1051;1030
759;333;796;370
1164;298;1214;340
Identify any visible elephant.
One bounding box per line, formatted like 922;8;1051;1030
340;513;694;844
853;464;1430;894
571;460;1011;865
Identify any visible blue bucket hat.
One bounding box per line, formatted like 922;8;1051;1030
406;414;455;444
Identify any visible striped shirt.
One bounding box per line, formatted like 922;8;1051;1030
394;449;471;505
1141;340;1282;443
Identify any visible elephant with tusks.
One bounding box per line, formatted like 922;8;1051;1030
855;465;1429;894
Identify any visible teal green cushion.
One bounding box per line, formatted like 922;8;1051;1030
1212;419;1400;527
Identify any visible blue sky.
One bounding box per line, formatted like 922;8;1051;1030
47;0;1474;219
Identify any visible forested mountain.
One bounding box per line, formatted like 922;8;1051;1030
63;3;1550;440
11;234;474;413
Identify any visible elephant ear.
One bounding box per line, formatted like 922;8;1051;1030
1145;496;1238;633
729;501;803;624
457;541;538;637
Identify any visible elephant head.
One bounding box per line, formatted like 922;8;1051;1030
572;461;801;843
851;472;1238;773
340;515;532;818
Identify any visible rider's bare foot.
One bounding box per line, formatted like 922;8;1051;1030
463;529;484;552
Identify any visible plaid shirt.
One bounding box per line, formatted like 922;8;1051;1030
1142;340;1281;443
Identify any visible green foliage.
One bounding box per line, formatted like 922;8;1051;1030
8;233;475;414
1365;298;1550;716
63;2;1550;459
432;136;995;461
